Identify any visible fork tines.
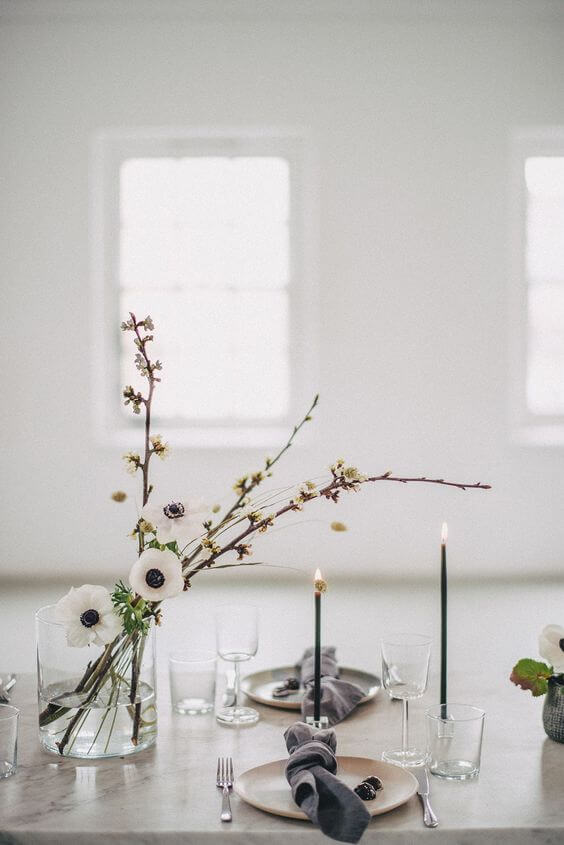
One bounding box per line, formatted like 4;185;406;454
216;756;234;786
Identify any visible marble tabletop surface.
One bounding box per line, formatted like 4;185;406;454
0;669;563;845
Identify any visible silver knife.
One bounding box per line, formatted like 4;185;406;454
413;767;438;828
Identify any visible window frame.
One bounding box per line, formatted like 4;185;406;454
90;127;317;448
509;126;564;446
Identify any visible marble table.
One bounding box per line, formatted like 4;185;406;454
0;671;563;844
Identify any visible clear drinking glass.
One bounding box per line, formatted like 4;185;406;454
0;704;19;778
215;605;259;726
426;703;485;779
381;633;432;767
169;650;216;715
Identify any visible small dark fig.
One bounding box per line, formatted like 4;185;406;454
363;776;383;791
354;782;377;801
272;686;291;698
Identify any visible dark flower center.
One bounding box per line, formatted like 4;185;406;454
146;568;165;589
559;638;564;652
80;609;100;628
163;501;185;520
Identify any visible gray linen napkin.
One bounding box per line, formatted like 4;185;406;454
284;721;371;843
297;646;365;726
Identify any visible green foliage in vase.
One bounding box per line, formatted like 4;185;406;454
510;658;553;697
111;581;153;636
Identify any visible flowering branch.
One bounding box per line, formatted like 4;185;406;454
182;464;490;583
121;313;162;509
119;312;164;745
217;393;319;529
366;473;491;491
178;394;320;570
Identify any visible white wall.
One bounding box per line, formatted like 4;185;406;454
2;0;564;583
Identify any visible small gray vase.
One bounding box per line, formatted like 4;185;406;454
542;678;564;743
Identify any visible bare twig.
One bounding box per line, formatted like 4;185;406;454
124;313;162;743
214;394;319;529
56;641;118;755
367;472;491;491
179;395;320;568
182;470;490;582
129;313;159;510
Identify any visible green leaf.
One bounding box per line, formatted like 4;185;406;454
510;658;553;696
147;538;162;550
111;580;150;635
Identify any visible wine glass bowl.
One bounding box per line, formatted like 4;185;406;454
215;605;259;726
381;633;432;767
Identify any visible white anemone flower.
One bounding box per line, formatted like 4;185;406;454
55;585;122;648
129;547;184;601
140;495;210;549
539;625;564;674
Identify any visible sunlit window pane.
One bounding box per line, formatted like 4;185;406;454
119;156;291;422
525;157;564;415
526;158;564;282
527;284;564;414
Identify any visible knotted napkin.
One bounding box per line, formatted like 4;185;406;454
284;721;371;843
297;646;365;726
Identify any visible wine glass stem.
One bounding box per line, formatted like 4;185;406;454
233;661;240;710
402;698;409;753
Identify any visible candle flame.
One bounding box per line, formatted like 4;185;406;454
441;522;448;544
314;568;327;593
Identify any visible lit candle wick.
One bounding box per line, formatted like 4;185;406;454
314;568;327;593
441;522;448;546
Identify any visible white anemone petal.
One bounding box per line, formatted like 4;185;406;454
55;587;84;622
152;520;178;544
542;625;564;643
140;503;164;529
65;620;93;648
74;585;112;614
165;517;206;549
129;548;184;601
539;625;564;672
93;613;123;646
55;584;118;648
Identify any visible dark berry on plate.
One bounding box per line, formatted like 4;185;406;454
285;677;300;690
272;686;291;698
354;782;377;801
363;776;383;791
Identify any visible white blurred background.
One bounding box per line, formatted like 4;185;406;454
1;0;564;670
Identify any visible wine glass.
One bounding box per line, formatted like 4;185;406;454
381;633;432;767
215;604;259;726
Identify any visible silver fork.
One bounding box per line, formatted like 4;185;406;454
216;756;233;822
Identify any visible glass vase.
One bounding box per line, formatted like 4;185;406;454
36;604;157;758
543;677;564;744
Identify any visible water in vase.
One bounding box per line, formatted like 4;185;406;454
39;680;157;758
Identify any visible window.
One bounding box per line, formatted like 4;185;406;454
92;129;316;447
510;129;564;444
525;157;564;415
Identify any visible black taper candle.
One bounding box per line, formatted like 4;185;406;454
313;568;326;723
440;523;448;719
314;589;321;721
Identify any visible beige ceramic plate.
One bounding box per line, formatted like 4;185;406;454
235;756;418;820
241;665;380;710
